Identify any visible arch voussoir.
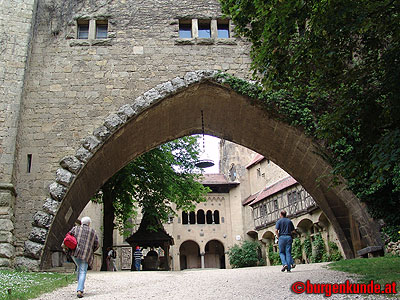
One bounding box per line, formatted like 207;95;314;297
19;70;382;269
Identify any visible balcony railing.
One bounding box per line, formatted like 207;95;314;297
252;186;316;230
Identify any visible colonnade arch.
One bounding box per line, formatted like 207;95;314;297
22;70;382;269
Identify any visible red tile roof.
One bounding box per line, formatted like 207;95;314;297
246;176;298;206
245;153;265;169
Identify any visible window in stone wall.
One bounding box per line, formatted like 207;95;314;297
77;20;89;39
96;20;108;39
217;20;230;38
197;209;205;224
179;20;192;38
198;20;211;38
189;211;196;224
214;210;220;224
182;211;189;224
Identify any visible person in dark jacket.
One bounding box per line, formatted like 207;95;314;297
69;216;99;298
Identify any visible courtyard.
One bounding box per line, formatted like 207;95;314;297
33;263;393;299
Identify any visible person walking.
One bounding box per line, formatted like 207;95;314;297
275;210;295;273
107;247;117;271
133;246;143;271
69;217;99;298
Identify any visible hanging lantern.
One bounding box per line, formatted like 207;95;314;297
195;110;215;169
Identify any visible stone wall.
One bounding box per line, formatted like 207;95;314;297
12;0;252;257
0;0;37;268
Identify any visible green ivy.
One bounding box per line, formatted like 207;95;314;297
292;238;303;261
311;233;327;263
267;244;281;266
303;236;312;262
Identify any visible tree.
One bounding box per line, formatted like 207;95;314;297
92;136;210;270
220;0;400;240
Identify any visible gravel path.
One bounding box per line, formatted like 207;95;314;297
34;263;397;300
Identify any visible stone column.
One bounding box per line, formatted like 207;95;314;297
200;252;205;269
0;185;16;268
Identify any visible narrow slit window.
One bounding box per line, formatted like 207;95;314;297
179;20;192;38
27;154;32;173
96;20;108;39
198;21;211;38
217;21;230;38
77;20;89;39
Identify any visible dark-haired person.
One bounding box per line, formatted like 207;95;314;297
275;210;295;272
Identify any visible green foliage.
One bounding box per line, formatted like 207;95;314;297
303;236;312;262
220;0;400;231
311;233;326;263
292;237;302;261
327;241;343;262
0;270;75;300
267;244;281;266
92;136;210;234
228;240;264;268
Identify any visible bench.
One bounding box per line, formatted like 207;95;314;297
357;245;384;258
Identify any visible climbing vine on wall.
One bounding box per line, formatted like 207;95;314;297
267;244;281;266
292;238;302;261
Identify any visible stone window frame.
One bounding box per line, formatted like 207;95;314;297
175;18;237;46
67;16;116;47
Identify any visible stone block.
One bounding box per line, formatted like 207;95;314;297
24;240;43;260
0;258;11;268
49;182;67;201
56;168;75;187
0;231;13;243
75;146;92;163
184;71;200;85
28;227;48;244
171;77;187;90
42;198;60;215
155;81;175;98
142;88;161;105
0;219;14;231
82;135;101;152
117;104;135;122
60;156;83;174
32;211;53;229
14;256;39;271
0;192;12;207
104;113;124;132
0;243;15;258
93;125;111;141
131;96;148;114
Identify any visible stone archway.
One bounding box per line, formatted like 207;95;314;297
21;70;382;270
179;240;201;270
204;240;225;269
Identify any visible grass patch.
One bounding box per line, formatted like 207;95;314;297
0;270;75;300
328;256;400;286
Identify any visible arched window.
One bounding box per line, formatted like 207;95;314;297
214;210;220;224
206;210;213;224
197;209;205;224
182;211;188;225
189;211;196;224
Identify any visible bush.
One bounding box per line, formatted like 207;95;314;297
228;241;264;268
292;238;302;261
311;233;326;263
303;236;312;262
267;244;281;266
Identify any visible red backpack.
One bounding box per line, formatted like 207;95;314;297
64;232;77;250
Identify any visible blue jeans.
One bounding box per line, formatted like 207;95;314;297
135;259;141;271
72;257;88;292
278;235;294;271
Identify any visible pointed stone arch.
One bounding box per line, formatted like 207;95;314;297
20;70;382;270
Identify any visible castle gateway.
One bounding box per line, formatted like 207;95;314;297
0;0;382;269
